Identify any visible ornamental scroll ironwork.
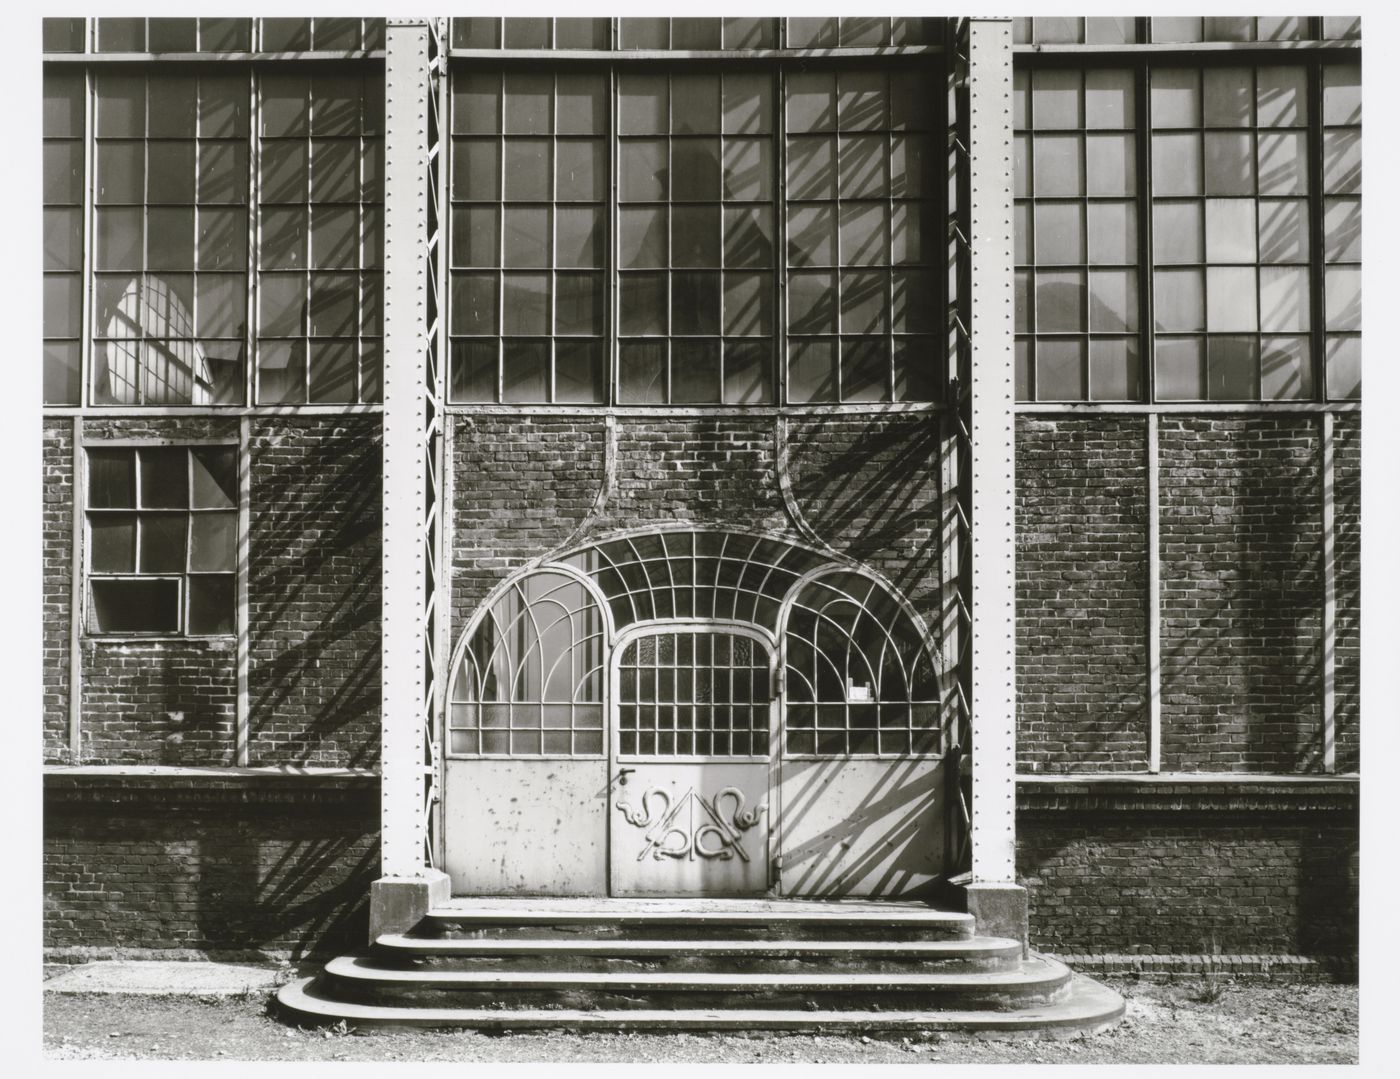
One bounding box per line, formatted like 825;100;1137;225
616;786;767;862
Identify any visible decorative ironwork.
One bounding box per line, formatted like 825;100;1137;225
616;785;767;862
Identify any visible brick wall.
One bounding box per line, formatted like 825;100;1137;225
1159;417;1323;772
450;415;608;631
1018;787;1358;958
1332;413;1359;773
248;417;382;767
44;774;377;959
43;419;73;762
785;413;942;615
1015;417;1149;772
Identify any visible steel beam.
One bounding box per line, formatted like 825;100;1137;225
964;19;1018;887
380;18;433;879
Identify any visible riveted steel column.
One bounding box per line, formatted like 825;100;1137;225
964;19;1017;889
380;18;433;880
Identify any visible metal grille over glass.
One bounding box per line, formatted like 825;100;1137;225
86;446;237;635
257;70;384;404
617;632;770;757
783;571;940;757
785;68;940;402
561;531;828;635
90;70;250;405
448;571;605;757
1014;67;1140;401
450;71;608;403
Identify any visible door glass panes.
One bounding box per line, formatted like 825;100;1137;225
86;446;237;635
784;571;939;756
785;68;939;402
256;70;384;404
44;71;85;404
1151;66;1313;400
449;71;608;402
448;571;605;756
1015;67;1140;401
90;70;249;406
619;70;775;404
1322;64;1361;399
617;632;770;758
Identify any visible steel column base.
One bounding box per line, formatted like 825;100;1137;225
368;870;452;944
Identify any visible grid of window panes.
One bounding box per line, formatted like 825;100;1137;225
617;71;775;404
449;72;608;403
448;17;942;51
1151;66;1318;401
1322;64;1361;399
617;632;771;758
786;69;940;402
86;446;237;635
1014;68;1140;402
90;70;250;406
1012;18;1361;45
44;71;84;404
69;18;384;53
1149;17;1335;44
1012;17;1139;45
257;70;384;404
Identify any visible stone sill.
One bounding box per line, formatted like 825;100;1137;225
1017;772;1358;813
44;766;379;809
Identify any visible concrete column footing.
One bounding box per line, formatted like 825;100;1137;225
368;869;451;944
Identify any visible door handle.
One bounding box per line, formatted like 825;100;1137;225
617;767;636;786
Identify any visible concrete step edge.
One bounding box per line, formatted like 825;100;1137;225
325;953;1072;990
424;909;974;927
274;974;1125;1035
375;934;1023;957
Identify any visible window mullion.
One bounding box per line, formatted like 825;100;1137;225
1306;58;1326;401
1137;61;1154;403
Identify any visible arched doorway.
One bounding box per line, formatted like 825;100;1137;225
443;529;948;898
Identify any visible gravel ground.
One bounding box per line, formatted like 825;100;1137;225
43;979;1357;1064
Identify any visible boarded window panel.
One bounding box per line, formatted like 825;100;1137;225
91;578;180;634
1326;266;1361;331
1151;68;1200;127
1088;201;1136;264
1036;339;1086;400
619;340;667;402
787;339;838;403
1155;336;1205;400
1089;269;1137;333
1086;133;1135;196
1205;198;1257;263
1151;133;1201;197
1259;199;1310;263
1323;65;1361;127
1084;69;1134;130
1207;335;1260;399
1034;270;1086;333
1322;130;1361;195
90;515;138;573
1203;67;1254;128
1031;69;1082;130
1326;335;1361;399
1259;266;1311;332
501;339;549;402
1033;134;1084;197
1323;197;1361;263
1260;336;1313;400
1259;131;1308;195
1089;337;1140;400
1257;66;1307;128
1154;268;1205;331
1203;131;1255;196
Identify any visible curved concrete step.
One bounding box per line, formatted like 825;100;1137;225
274;971;1125;1037
321;954;1072;1011
424;900;974;942
373;933;1025;974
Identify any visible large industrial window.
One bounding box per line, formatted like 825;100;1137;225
41;17;384;407
447;36;943;405
1015;45;1360;402
85;445;238;635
